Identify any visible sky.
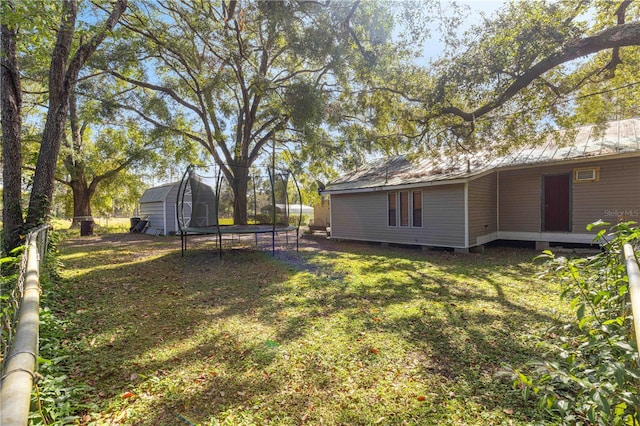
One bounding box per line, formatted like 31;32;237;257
418;0;508;62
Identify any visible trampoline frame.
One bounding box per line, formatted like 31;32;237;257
176;164;302;258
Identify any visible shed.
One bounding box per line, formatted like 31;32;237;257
323;118;640;251
138;182;184;236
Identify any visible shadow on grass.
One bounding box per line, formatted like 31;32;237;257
54;234;561;425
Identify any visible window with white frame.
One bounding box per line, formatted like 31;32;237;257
388;190;422;227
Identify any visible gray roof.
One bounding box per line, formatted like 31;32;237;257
139;182;180;203
324;118;640;193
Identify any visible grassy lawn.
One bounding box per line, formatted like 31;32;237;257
51;233;568;425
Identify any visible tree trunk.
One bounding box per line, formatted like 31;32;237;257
25;100;70;226
24;0;78;228
1;11;25;251
24;0;127;228
230;164;250;225
70;179;93;228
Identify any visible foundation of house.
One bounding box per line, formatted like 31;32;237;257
535;241;550;251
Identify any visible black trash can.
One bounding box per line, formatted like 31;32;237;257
80;218;94;236
130;217;141;232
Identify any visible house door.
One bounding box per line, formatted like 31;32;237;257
543;174;571;232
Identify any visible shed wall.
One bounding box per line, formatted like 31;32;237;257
330;184;466;247
164;184;181;235
138;183;183;236
139;202;165;234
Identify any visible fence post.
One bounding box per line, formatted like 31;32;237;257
0;232;43;426
624;243;640;361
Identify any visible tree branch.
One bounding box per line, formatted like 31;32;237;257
110;70;205;119
66;0;128;86
440;22;640;122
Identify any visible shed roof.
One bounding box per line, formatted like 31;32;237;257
139;182;180;203
324;118;640;193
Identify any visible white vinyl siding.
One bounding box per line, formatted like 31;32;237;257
139;202;165;233
138;182;182;235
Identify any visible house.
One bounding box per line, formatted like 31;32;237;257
322;118;640;252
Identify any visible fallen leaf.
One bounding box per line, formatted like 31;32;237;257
503;408;514;415
368;347;380;354
417;395;427;401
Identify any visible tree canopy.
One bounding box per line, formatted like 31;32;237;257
365;0;640;156
2;0;640;250
101;0;429;224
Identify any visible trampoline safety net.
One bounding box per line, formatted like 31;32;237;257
176;165;303;257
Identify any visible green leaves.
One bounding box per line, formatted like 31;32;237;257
508;222;640;424
284;82;325;130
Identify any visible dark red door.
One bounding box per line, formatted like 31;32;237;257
543;174;571;232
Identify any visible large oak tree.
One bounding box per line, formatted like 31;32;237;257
104;0;419;224
58;77;195;227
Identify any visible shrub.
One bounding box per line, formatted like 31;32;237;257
505;222;640;425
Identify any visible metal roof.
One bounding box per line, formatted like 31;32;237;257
324;118;640;193
139;182;180;203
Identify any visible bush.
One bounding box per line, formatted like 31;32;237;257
504;221;640;425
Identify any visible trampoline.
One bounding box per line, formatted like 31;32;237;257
176;164;302;258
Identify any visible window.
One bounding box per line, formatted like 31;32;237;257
574;166;599;182
412;191;422;227
388;193;397;226
388;191;422;227
400;191;409;226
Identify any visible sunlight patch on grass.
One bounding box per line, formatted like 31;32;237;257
53;237;569;425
